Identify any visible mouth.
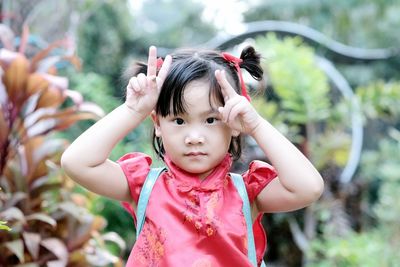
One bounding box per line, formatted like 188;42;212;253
185;152;207;157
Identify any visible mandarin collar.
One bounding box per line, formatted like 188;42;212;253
163;154;232;193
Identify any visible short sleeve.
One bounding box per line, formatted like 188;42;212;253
242;160;278;204
117;152;152;205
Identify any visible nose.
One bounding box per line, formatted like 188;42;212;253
184;129;205;145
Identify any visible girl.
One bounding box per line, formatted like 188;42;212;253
61;46;324;266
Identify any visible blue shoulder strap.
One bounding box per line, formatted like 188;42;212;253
136;167;166;239
230;173;259;266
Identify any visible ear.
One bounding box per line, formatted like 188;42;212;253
231;129;240;137
150;110;162;137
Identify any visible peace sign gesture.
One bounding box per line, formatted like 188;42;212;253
125;46;172;117
215;70;262;136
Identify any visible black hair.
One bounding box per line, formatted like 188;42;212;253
127;46;263;161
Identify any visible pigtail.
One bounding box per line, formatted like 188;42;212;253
239;46;263;81
122;61;147;83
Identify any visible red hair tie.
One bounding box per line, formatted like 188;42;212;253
221;52;250;101
156;57;164;70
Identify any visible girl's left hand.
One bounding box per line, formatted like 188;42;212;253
215;70;262;136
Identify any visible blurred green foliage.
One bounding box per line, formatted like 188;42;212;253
307;79;400;266
258;34;331;124
255;33;349;170
254;31;400;266
357;81;400;121
245;0;400;49
77;1;133;86
245;0;400;83
136;0;216;48
309;131;400;267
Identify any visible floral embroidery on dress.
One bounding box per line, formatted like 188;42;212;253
205;192;218;223
133;219;166;266
183;191;221;236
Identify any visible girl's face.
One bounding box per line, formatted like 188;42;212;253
152;80;235;179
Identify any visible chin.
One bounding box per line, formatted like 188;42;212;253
185;166;210;174
180;163;212;175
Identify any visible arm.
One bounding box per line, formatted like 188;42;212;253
250;119;324;212
215;70;324;213
61;105;146;201
61;47;172;202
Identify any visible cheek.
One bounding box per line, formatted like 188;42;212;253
213;126;232;144
158;121;174;136
160;126;183;145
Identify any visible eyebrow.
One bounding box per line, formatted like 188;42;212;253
200;108;219;117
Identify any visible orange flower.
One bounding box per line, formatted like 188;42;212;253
206;227;214;236
185;214;193;222
195;221;202;229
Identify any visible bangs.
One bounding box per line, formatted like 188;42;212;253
208;78;225;110
156;57;224;117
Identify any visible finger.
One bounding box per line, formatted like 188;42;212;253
227;101;246;124
157;55;172;86
130;77;141;93
147;46;157;77
220;97;241;123
215;69;238;99
225;97;242;123
218;105;228;123
127;77;135;90
137;73;147;89
126;85;133;98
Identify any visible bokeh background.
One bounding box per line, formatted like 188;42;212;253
1;0;399;266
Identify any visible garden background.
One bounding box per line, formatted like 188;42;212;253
1;0;399;266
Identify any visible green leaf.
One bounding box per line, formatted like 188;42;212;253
102;232;126;251
0;220;12;231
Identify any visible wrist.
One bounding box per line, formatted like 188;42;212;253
248;115;264;137
123;103;149;121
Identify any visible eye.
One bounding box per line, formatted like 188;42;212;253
174;118;185;125
206;117;218;124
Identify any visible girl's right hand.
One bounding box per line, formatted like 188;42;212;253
125;46;172;117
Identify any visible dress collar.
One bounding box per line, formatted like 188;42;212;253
163;154;232;193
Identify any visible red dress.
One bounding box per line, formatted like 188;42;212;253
118;152;277;267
